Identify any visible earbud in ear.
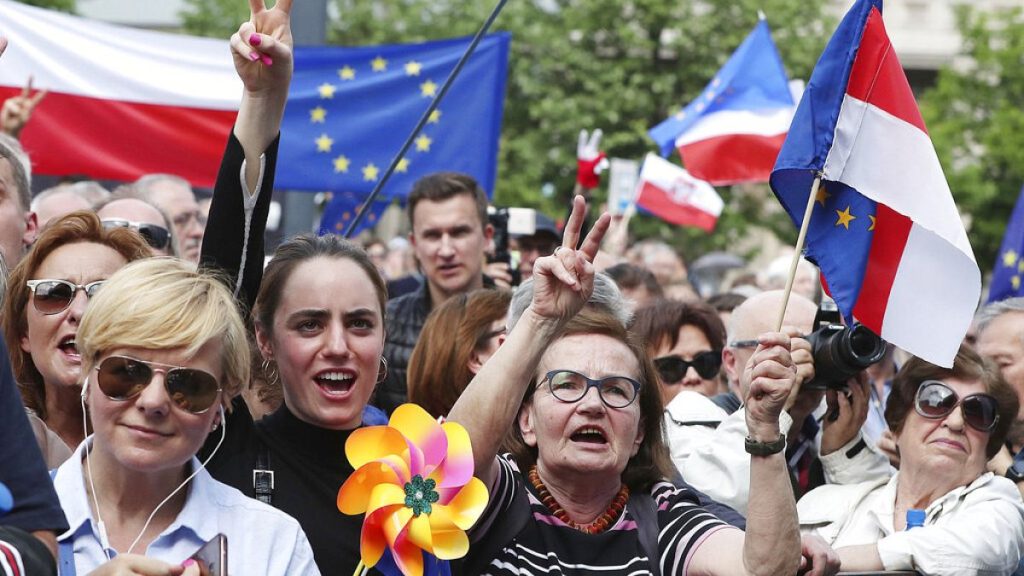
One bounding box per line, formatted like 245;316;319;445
80;377;88;400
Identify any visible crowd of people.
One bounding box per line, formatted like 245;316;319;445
0;2;1023;575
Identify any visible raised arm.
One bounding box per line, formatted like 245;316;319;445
448;196;610;487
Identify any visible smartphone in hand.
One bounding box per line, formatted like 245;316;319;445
188;533;227;576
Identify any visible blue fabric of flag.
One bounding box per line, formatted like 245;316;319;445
987;185;1024;303
277;33;511;198
317;191;391;236
769;0;880;324
648;20;793;156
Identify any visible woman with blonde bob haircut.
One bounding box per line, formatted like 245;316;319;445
51;258;318;575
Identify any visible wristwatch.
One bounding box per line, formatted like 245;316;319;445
745;434;787;456
1006;458;1024;483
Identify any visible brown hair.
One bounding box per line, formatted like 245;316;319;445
2;211;151;417
406;172;489;230
885;343;1019;458
604;263;663;299
506;308;673;492
630;299;726;354
253;234;388;339
408;288;511;418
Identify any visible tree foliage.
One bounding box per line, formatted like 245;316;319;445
920;5;1024;273
182;0;835;262
15;0;75;13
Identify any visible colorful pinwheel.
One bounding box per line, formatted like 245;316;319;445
338;404;489;576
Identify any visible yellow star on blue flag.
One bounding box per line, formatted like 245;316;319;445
989;186;1024;302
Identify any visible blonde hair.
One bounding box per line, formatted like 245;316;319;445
77;258;249;406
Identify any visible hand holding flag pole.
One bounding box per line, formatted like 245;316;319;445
344;0;509;237
774;173;822;331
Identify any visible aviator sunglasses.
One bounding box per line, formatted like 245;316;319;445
102;219;171;251
653;351;722;383
26;279;104;315
94;356;222;414
914;379;1000;433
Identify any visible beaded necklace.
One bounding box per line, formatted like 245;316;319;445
528;465;630;534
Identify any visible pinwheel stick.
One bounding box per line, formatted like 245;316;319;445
775;173;822;331
352;561;368;576
344;0;509;237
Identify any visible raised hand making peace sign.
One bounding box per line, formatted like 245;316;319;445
230;0;294;96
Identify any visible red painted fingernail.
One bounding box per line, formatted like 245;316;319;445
261;54;273;66
248;52;260;62
182;558;196;568
249;33;262;46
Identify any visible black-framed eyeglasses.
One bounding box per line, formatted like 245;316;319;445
654;351;722;383
26;279;104;315
541;369;641;409
102;219;171;250
94;355;222;414
915;379;1000;433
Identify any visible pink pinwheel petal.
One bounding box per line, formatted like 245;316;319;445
433;477;489;530
391;538;425;576
338;461;401;514
429;422;475;489
390;404;447;474
345;426;410;469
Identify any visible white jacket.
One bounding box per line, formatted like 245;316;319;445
663;391;729;467
798;472;1024;575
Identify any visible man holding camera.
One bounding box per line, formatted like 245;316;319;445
377;172;496;415
678;290;891;516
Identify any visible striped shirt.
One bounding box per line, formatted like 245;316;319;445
466;455;734;575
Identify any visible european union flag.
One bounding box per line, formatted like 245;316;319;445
318;191;391;237
988;186;1024;303
277;34;511;198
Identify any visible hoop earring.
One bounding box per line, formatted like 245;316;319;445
376;357;388;384
261;358;279;387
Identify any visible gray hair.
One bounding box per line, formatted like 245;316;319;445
506;272;633;331
975;297;1024;335
133;173;193;201
0;134;31;212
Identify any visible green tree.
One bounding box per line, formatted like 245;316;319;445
920;5;1024;274
183;0;834;262
180;0;249;38
15;0;75;12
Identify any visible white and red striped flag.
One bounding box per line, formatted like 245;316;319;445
634;153;723;232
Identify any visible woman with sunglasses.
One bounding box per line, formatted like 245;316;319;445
448;197;807;576
797;343;1024;575
1;211;150;468
50;258;317;576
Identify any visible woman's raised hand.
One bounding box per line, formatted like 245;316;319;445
230;0;294;97
529;195;610;323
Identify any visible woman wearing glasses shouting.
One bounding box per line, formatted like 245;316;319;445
798;343;1024;575
1;212;150;468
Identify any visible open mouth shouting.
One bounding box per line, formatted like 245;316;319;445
58;334;80;363
570;426;608;445
315;370;356;398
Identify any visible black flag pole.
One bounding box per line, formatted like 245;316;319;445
344;0;510;238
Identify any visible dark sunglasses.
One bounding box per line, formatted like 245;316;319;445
653;351;722;382
102;219;171;250
95;355;221;414
26;279;104;315
915;380;1000;433
541;369;641;409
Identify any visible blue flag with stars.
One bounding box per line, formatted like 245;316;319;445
988;185;1024;303
276;34;511;197
318;191;391;237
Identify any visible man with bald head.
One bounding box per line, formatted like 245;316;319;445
678;290;890;515
96;197;177;257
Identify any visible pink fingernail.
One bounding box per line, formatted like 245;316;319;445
248;52;260;62
249;33;262;46
182;558;196;568
261;54;273;66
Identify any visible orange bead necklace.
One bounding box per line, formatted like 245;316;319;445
528;465;630;535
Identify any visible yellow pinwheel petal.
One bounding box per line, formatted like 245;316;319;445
366;483;407;517
382;506;414;549
437;477;489;530
338;461;401;514
345;426;411;469
429;525;470;560
359;515;388;567
405;512;435;553
390;404;446;474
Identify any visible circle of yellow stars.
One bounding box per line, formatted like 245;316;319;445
814;183;877;232
308;57;441;182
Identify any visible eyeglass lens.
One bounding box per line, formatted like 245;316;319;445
546;370;638;408
916;380;999;432
96;356;220;414
654;351;721;382
29;280;103;315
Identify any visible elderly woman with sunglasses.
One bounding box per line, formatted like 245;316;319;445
448;197;807;576
1;211;150;468
50;258;317;576
798;343;1024;575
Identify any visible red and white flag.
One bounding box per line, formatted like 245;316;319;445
634;153;723;232
0;0;239;187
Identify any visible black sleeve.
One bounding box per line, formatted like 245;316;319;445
199;130;280;315
0;335;68;534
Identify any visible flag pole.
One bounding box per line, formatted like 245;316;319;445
775;173;822;331
344;0;509;238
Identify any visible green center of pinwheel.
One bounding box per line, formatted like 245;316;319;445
404;474;439;516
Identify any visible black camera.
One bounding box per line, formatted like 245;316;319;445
803;300;886;390
487;207;521;286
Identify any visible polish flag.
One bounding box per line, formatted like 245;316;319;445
0;0;239;187
648;19;795;186
634;153;723;232
771;0;978;367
